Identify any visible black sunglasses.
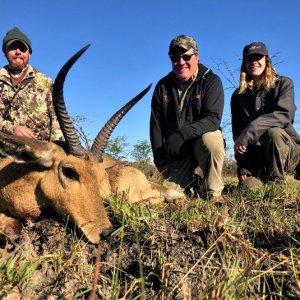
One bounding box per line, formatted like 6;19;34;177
169;53;195;63
6;41;28;53
245;54;264;62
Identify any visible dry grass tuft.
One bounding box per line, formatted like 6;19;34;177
1;176;300;299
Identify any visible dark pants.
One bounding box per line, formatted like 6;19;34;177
236;127;300;182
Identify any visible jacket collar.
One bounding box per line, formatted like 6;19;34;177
197;63;210;79
0;64;35;80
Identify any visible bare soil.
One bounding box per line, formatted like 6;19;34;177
1;206;300;299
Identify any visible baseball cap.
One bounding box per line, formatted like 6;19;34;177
243;42;268;58
168;35;198;54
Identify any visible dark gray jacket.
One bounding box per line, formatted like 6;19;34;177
231;76;300;146
150;63;224;166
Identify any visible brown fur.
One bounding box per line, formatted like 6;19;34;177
0;213;22;243
0;135;184;244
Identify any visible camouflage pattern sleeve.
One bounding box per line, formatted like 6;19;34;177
0;66;63;141
0;79;19;134
29;70;63;141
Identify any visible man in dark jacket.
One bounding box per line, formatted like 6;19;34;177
150;35;225;200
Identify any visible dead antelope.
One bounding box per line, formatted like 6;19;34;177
0;45;184;244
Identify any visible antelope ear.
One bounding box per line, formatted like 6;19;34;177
0;131;55;167
102;156;117;169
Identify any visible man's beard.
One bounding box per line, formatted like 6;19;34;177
9;56;28;73
8;63;28;78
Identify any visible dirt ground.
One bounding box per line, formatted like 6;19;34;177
1;209;300;299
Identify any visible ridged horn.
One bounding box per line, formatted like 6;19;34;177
52;45;90;158
91;84;152;162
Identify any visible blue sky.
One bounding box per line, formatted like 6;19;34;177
1;0;300;158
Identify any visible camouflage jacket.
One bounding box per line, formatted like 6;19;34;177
0;65;62;141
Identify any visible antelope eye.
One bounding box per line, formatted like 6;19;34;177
62;166;80;181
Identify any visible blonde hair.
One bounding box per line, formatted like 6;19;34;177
238;56;278;94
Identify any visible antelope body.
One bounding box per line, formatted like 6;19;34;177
0;46;184;244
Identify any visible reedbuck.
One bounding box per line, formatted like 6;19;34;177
0;45;184;244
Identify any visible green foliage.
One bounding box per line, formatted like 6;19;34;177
105;137;153;163
107;192;157;227
0;251;42;286
106;194;158;299
131;140;152;163
104;135;129;160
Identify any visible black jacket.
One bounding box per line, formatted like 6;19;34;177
231;76;300;147
150;63;224;166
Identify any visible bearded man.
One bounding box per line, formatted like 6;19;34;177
0;27;62;141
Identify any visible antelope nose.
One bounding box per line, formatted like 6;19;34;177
101;226;114;238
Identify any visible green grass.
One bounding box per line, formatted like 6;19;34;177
103;176;300;299
1;176;300;299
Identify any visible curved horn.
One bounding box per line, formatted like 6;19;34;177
52;44;90;158
91;84;152;161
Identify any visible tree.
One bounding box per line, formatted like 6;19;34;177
131;140;152;163
71;115;94;148
104;135;129;160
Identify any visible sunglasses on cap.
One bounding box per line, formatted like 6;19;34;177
6;40;29;53
169;53;196;63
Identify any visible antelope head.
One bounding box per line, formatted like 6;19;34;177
0;45;151;244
